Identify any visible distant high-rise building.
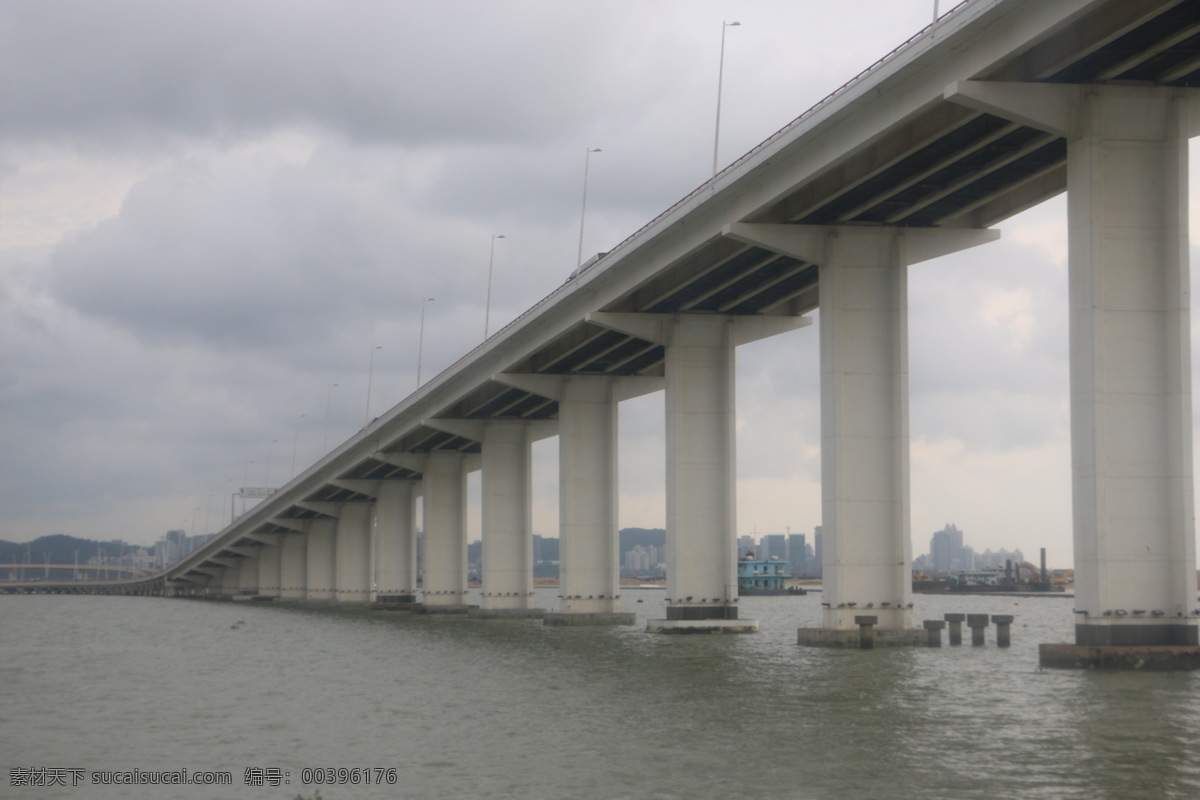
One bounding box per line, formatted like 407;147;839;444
761;534;788;562
788;533;807;576
813;526;823;578
737;535;755;559
930;523;966;572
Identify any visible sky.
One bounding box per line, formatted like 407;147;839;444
2;0;1198;569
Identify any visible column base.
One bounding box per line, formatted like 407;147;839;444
412;604;471;615
372;600;419;611
666;605;738;620
376;594;418;604
797;627;925;648
1075;623;1198;646
469;608;546;619
647;618;759;634
543;612;636;626
1039;644;1200;671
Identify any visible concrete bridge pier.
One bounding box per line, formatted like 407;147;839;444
236;554;259;595
474;420;546;618
252;536;282;598
278;532;307;599
420;450;470;613
726;223;995;645
424;418;546;618
375;480;418;604
498;374;653;625
592;312;805;632
334;501;374;603
947;82;1200;666
304;518;337;601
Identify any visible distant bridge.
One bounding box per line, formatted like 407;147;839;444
18;0;1199;659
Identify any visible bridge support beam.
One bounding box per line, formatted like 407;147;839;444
279;534;307;599
727;222;996;640
376;480;418;604
948;82;1200;658
305;518;337;601
335;502;374;602
421;450;470;612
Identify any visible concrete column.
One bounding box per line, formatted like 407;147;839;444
478;420;541;616
587;312;805;632
1067;89;1197;646
496;372;662;625
376;480;418;603
819;230;912;631
256;544;281;598
967;614;989;646
992;614;1014;648
422;450;469;611
279;534;307;599
305;518;337;600
237;555;258;594
555;377;623;620
947;82;1200;649
856;615;878;649
662;316;739;625
923;619;945;647
335;502;374;602
723;224;994;638
945;613;965;646
218;561;241;596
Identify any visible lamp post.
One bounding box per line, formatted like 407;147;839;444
323;383;338;452
484;234;506;338
263;440;278;487
365;345;382;425
712;21;741;178
290;413;306;477
416;297;435;388
576;147;602;267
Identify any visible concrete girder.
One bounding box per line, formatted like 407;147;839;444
495;372;664;403
295;501;342;518
722;223;1000;268
268;518;313;534
330;479;382;499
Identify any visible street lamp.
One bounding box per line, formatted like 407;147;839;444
263;440;278;487
484;234;506;338
416;297;435;388
576;147;602;267
712;21;741;178
365;345;383;425
323;383;339;452
290;414;306;477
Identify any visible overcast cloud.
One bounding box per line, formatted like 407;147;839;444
2;0;1198;569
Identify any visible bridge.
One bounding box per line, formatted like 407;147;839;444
19;0;1199;663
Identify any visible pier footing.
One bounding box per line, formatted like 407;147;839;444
412;604;471;615
797;627;925;648
469;608;546;620
646;618;759;634
1039;644;1200;671
372;601;419;611
543;612;636;626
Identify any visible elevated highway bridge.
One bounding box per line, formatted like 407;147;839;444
25;0;1200;662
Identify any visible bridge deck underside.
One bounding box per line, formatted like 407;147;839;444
88;0;1200;597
